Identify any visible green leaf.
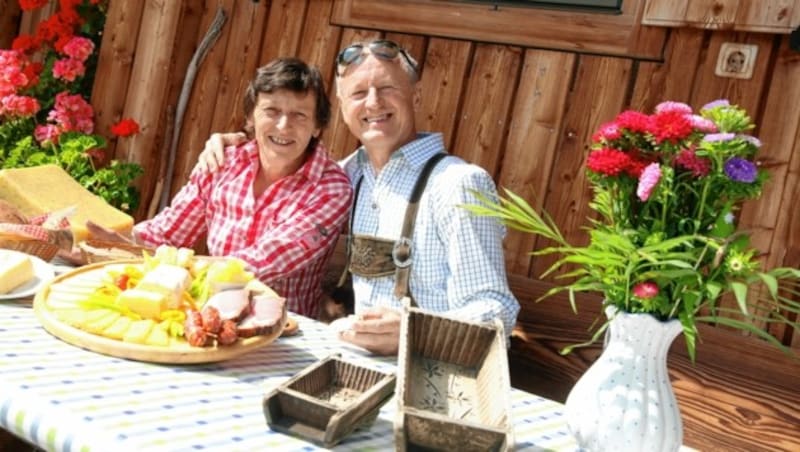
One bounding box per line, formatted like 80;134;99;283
730;281;749;315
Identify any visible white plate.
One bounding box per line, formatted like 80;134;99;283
0;250;56;300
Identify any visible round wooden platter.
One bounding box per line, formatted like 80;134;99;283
33;259;295;364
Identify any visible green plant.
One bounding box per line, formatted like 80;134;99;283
0;0;143;213
465;100;800;360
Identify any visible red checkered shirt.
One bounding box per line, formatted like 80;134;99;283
134;141;353;318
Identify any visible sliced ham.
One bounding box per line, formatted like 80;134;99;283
204;289;250;322
236;295;286;338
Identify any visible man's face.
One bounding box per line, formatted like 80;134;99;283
250;89;320;164
336;55;417;156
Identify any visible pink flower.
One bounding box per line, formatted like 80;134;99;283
0;94;40;117
591;122;622;142
688;115;717;133
52;58;85;82
636;162;661;201
655;101;692;115
632;281;659;299
48;91;94;134
61;36;94;62
34;124;61;144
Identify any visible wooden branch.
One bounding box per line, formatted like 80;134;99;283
158;7;227;212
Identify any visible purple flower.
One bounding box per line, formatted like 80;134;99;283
724;157;757;183
637;162;661;201
739;134;762;148
703;132;736;143
702;99;730;110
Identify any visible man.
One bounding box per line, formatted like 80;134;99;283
200;40;519;354
91;58;352;319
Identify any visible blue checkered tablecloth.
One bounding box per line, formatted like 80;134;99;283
0;301;577;451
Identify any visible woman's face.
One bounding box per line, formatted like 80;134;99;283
250;89;320;164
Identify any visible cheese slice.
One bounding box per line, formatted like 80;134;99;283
0;164;134;243
0;250;34;294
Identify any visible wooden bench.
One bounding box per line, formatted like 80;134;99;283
507;273;800;452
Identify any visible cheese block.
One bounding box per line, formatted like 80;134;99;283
136;264;190;309
0;250;34;294
0;165;134;243
117;288;168;320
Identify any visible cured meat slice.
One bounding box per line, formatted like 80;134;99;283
237;295;286;338
205;289;250;322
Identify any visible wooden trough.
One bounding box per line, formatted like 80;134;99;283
395;307;514;451
262;354;396;448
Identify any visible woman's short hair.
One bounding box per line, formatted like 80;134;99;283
242;58;331;137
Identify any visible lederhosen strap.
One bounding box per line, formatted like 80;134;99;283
339;153;448;304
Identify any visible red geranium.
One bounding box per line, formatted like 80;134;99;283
110;118;140;137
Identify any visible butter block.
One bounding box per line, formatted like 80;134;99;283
0;164;134;243
0;250;34;294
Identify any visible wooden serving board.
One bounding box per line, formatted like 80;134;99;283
33;260;294;364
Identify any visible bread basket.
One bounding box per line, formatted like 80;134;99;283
78;239;153;263
0;232;59;261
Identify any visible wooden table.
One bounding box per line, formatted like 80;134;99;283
0;300;578;451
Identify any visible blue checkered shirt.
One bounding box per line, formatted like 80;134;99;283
341;132;520;334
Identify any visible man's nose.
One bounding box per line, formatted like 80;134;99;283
365;87;381;107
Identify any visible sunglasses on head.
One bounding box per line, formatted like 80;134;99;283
335;40;418;76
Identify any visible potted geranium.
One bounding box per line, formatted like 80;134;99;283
465;100;800;452
1;0;143;213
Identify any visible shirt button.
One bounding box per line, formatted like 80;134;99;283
371;202;378;210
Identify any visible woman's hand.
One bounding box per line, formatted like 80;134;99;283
86;220;134;244
197;132;247;173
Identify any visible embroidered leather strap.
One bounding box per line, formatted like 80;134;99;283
393;153;447;302
339;153;448;306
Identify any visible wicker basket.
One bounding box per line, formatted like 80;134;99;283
78;239;153;264
0;233;59;261
263;354;396;448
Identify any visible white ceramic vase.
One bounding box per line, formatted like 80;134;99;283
564;308;683;452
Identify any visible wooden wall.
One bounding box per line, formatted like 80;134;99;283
10;0;800;348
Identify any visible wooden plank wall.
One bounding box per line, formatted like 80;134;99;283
9;1;800;348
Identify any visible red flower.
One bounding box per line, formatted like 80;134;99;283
632;281;659;299
614;110;650;134
111;118;140;137
11;34;39;54
649;111;693;144
586;148;631;176
19;0;49;11
674;148;711;177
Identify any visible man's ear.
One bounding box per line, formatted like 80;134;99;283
413;82;422;111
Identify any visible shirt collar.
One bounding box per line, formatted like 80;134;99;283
242;140;330;184
350;132;446;176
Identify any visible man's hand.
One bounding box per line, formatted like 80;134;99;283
197;132;247;173
338;306;401;356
